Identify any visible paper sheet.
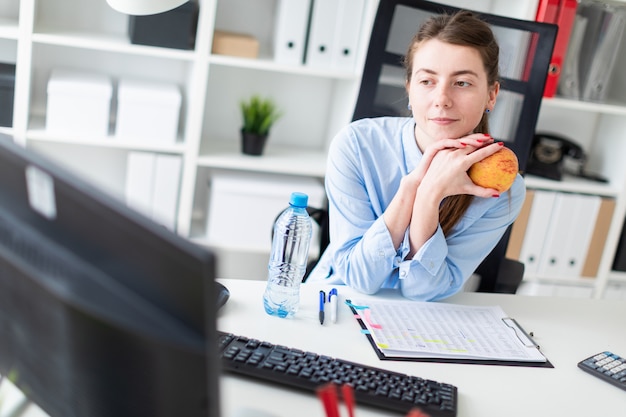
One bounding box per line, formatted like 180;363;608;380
350;299;546;362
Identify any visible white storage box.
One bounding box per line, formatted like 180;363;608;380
206;172;326;253
46;69;112;137
115;78;182;144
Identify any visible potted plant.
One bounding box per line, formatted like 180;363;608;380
239;95;282;156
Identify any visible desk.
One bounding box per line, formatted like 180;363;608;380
1;279;624;417
218;278;626;417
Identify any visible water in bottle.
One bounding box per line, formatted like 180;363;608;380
263;192;312;318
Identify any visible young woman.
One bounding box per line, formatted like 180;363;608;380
308;11;525;301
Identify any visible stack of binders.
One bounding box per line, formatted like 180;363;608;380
558;0;626;102
507;189;615;279
272;0;366;72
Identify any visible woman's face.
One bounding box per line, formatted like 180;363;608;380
406;38;498;149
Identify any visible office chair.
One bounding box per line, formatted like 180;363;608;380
352;0;557;293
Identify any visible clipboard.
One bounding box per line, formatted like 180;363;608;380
347;299;553;368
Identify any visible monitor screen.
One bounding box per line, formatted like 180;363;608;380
0;134;219;417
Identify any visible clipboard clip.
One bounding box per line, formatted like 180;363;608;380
502;318;540;350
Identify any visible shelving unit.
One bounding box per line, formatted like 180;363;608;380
0;0;380;279
519;0;626;299
2;0;625;295
523;88;626;298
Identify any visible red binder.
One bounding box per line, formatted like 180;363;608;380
535;0;579;97
536;0;561;23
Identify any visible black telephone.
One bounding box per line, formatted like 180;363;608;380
527;133;607;182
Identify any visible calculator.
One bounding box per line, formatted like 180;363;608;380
578;352;626;391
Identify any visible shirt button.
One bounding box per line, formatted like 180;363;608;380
400;270;407;277
378;250;385;257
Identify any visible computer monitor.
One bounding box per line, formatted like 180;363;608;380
0;134;220;417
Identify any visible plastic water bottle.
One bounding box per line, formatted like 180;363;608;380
263;192;313;318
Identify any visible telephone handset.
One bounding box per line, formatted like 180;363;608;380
531;133;584;163
527;133;607;182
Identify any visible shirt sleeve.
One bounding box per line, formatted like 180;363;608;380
399;175;526;300
324;124;402;294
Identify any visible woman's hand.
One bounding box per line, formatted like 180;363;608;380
415;134;504;199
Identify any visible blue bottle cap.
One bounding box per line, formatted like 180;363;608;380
289;192;308;208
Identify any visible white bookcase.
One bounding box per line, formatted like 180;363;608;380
5;0;626;296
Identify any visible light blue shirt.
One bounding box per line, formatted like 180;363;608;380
309;117;525;301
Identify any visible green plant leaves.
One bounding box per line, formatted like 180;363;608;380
240;95;282;136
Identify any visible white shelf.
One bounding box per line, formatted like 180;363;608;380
523;274;597;287
208;53;359;80
524;174;620;198
26;117;187;153
608;271;626;283
32;29;198;60
542;96;626;116
197;140;326;178
27;131;187;154
0;18;19;39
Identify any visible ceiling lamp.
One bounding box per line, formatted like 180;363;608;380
106;0;188;15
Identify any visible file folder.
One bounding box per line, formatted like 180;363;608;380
125;151;156;218
560;194;601;277
538;193;603;278
557;14;588;99
577;0;609;88
580;3;626;102
518;190;557;276
582;197;615;277
535;0;578;98
305;0;340;69
537;192;579;277
506;189;535;260
151;154;182;231
273;0;312;65
536;0;560;22
330;0;366;71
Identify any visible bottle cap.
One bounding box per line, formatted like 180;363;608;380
289;192;308;208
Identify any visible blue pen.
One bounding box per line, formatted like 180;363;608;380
319;290;325;325
328;288;338;323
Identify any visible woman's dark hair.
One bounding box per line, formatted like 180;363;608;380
403;11;500;235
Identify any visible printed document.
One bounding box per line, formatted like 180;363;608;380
349;299;546;362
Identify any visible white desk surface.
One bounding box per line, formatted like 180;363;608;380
218;278;626;417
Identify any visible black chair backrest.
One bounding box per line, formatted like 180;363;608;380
352;0;557;292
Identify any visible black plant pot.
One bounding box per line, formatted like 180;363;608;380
241;131;268;156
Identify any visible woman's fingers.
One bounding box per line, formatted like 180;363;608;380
464;141;505;164
413;134;498;185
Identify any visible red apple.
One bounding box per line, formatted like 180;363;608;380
468;146;519;193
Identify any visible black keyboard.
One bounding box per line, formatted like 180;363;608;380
218;331;457;417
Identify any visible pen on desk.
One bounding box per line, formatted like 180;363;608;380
319;290;325;325
328;288;338;323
